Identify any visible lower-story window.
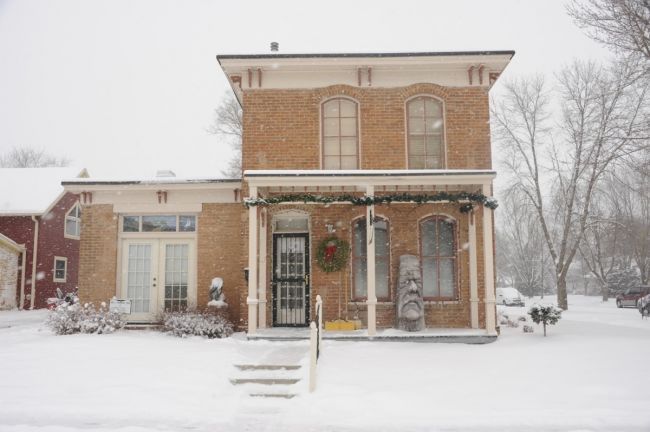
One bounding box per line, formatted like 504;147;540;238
420;216;457;300
164;244;189;311
352;218;390;300
53;257;67;283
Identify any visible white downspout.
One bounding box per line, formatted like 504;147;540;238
30;215;39;310
19;246;27;310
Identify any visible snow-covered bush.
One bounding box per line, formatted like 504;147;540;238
161;310;233;339
46;302;125;335
528;304;562;337
517;316;527;322
523;325;534;333
506;319;519;328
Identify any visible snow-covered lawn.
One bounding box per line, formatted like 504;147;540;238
1;295;648;432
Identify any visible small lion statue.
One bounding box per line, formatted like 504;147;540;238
207;277;227;308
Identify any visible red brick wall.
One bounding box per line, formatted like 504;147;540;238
0;192;80;308
255;202;489;329
242;83;492;171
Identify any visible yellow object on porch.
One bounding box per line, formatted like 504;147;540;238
324;319;362;331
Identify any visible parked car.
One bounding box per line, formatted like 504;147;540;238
496;287;525;307
637;293;650;318
616;285;650;308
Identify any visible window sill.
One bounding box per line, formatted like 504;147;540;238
424;300;462;305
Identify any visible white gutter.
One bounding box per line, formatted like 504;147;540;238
30;215;39;310
19;247;26;310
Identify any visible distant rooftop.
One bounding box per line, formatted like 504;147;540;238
0;167;87;215
217;50;515;61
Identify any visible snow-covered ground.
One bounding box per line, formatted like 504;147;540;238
1;295;648;432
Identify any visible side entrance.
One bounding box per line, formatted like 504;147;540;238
120;238;196;322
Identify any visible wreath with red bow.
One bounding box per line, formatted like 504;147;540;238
316;236;350;273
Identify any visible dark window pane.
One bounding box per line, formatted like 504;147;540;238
179;215;196;232
142;215;176;232
123;216;140;232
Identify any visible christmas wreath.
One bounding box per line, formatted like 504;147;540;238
316;236;350;273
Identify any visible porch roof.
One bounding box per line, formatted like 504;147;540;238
244;169;496;188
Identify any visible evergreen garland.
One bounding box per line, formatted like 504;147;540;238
316;236;350;273
244;192;498;213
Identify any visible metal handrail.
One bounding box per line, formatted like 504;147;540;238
309;295;323;392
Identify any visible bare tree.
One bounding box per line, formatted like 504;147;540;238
568;0;650;61
492;59;648;309
208;95;243;178
0;146;70;168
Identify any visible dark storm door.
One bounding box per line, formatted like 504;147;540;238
272;233;310;326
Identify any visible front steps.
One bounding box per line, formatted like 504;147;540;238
230;364;303;399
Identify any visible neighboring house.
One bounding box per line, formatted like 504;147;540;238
0;168;87;309
0;233;25;309
64;50;513;337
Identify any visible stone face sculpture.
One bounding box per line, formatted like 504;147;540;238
396;255;425;332
207;277;227;308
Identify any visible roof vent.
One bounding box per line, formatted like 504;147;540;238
156;170;176;178
270;42;279;52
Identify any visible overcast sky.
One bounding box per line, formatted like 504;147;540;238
0;0;609;180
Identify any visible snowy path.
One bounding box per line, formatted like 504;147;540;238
1;296;648;432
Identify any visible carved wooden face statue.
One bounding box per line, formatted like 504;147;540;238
397;255;424;328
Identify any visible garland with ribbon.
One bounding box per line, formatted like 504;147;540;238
316;236;350;273
244;192;497;213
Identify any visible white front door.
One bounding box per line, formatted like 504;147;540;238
121;239;195;321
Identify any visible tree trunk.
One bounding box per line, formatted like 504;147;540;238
557;276;568;310
601;282;609;302
543;322;547;337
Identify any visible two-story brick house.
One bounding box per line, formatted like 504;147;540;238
64;50;513;338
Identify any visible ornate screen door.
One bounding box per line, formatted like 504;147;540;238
272;233;310;326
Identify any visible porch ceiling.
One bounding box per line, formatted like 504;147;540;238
244;169;496;189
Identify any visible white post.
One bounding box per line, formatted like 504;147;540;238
469;211;479;329
309;321;317;392
247;186;259;335
482;183;496;334
316;294;323;350
258;208;267;329
365;185;377;337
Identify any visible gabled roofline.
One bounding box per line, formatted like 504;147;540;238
217;50;515;61
0;232;25;252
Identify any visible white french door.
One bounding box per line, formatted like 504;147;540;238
121;239;195;321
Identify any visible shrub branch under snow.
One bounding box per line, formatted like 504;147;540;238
161;310;233;338
46;302;126;335
528;304;562;337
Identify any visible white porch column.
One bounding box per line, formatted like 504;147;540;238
468;211;479;329
247;186;259;335
482;183;496;334
258;208;267;329
365;185;377;336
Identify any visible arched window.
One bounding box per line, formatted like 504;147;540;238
322;98;358;169
352;218;389;300
420;216;457;299
65;203;81;238
406;96;444;169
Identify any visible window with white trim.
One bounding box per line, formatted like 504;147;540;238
53;257;67;282
322;98;359;169
121;215;197;233
420;216;457;299
407;96;444;169
65;203;81;238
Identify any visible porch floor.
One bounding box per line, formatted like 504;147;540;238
247;327;497;344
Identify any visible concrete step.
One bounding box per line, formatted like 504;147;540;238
234;364;301;371
250;393;298;399
230;377;301;386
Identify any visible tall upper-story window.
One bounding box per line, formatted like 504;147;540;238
407;96;444;169
65;203;81;239
322;98;358;169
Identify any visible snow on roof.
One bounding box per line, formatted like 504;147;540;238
244;169;496;177
0;167;87;215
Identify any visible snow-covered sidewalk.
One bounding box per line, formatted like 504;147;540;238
1;295;648;432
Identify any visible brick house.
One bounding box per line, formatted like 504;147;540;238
64;50;513;338
0;167;87;309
